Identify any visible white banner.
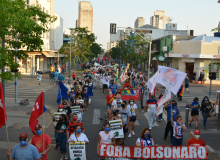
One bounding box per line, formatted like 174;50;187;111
155;78;171;117
71;106;82;121
147;71;159;94
69;142;87;160
109;119;124;138
155;65;187;95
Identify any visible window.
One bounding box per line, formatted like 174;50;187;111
27;0;29;4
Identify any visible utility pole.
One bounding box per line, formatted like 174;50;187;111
15;35;18;103
2;39;5;103
69;32;71;78
148;36;152;80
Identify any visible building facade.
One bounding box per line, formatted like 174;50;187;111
134;17;145;28
150;10;170;29
77;1;93;34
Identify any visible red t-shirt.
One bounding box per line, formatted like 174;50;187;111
187;138;205;147
106;94;115;105
122;83;132;89
31;134;52;160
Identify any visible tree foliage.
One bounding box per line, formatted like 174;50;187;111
90;43;102;57
211;21;220;32
0;0;57;81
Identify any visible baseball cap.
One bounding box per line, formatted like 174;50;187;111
20;132;28;138
194;129;200;135
58;104;63;108
35;124;42;130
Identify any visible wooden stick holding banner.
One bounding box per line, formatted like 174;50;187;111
43;91;45;152
5;118;10;150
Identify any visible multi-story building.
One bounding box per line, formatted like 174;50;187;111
16;0;63;75
150;10;170;29
77;1;93;34
134;17;145;28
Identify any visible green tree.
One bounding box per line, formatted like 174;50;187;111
90;43;102;57
0;0;56;81
211;21;220;32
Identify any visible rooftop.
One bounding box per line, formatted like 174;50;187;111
139;24;159;29
191;35;220;42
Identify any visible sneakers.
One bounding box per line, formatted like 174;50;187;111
65;154;68;159
55;144;59;150
131;131;135;135
149;127;152;130
128;133;132;137
158;120;161;122
60;157;64;160
152;124;154;128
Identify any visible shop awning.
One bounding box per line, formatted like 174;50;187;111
42;51;65;57
26;51;42;55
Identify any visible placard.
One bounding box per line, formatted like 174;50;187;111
79;99;84;104
71;106;82;121
69;142;87;160
109;119;124;138
54;112;66;126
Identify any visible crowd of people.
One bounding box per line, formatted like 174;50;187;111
6;61;212;160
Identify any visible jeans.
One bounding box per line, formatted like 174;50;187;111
164;121;173;140
172;136;183;146
54;127;59;144
202;111;207;127
148;112;156;127
132;80;135;88
58;133;67;155
158;113;163;120
62;69;64;73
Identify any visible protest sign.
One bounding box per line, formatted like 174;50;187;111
69;142;87;160
71;106;82;121
120;89;140;101
109;119;124;138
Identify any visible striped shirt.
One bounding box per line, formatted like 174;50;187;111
172;121;186;139
146;99;157;112
66;121;85;134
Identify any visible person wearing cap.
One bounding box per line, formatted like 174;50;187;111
9;132;41;160
66;113;85;144
187;129;205;147
142;85;150;113
31;124;52;160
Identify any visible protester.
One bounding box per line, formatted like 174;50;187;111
72;71;76;81
67;80;73;92
66;113;85;142
185;75;190;93
111;92;123;111
139;83;145;110
68;125;89;144
146;95;157;129
55;69;59;81
50;64;55;74
131;73;136;88
164;100;180;141
192;70;196;83
31;124;52;160
99;74;103;90
187;129;205;146
110;109;124;145
189;97;200;129
109;80;118;95
127;98;139;138
136;128;156;147
158;92;164;122
142;85;150;113
102;73;110;94
72;97;85;122
122;79;132;89
171;112;187;146
37;68;43;85
62;100;72;120
201;96;213;130
82;81;90;111
97;123;115;159
9;132;41;160
105;89;115;118
119;101;130;145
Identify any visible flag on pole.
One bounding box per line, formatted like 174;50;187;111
29;92;44;135
155;65;187;95
147;71;159;94
57;81;68;104
155;78;171;117
0;82;7;128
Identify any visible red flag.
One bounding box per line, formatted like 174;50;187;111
103;57;107;61
0;82;7;128
29;91;44;134
98;57;100;62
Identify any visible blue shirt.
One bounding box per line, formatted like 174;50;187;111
11;144;41;160
140;87;144;98
166;105;179;122
191;102;199;111
55;71;59;77
109;84;117;95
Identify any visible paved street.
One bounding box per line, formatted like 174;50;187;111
0;75;220;160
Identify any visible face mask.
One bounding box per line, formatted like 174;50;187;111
145;134;150;137
63;105;67;107
172;104;176;107
116;98;120;101
77;83;79;84
20;141;26;146
178;119;181;122
76;129;81;134
105;127;110;132
118;114;121;118
59;109;63;112
146;87;148;89
118;104;121;107
86;84;88;86
195;135;200;139
205;99;208;101
59;117;63;121
121;104;125;108
151;96;154;99
109;92;112;94
76;100;79;103
36;130;42;135
130;102;134;104
68;82;70;84
73;117;78;121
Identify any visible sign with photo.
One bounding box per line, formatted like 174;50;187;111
69;142;86;160
109;119;124;138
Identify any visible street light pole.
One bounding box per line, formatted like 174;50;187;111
15;35;18;103
148;39;152;80
69;33;71;78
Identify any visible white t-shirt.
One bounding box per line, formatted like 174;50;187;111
111;99;123;110
99;131;114;144
102;76;109;85
68;133;89;142
94;73;98;80
127;104;137;116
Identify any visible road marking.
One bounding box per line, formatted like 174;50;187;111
93;109;100;124
144;112;159;126
135;120;139;125
206;145;217;155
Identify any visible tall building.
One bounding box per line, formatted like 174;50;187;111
150;10;170;29
134;17;145;28
77;1;93;34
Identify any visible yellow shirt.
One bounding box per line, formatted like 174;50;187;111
50;66;55;72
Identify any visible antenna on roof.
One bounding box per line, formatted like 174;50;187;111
170;17;173;23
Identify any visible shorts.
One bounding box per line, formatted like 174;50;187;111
103;84;108;89
143;99;147;106
107;104;111;109
130;116;136;122
185;83;189;88
191;110;199;116
123;124;128;133
72;78;75;80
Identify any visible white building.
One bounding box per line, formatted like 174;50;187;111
150;10;170;29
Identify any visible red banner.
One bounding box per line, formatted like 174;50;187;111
120;89;140;101
99;144;207;159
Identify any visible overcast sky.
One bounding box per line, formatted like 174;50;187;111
54;0;220;49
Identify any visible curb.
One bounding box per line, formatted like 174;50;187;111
190;131;217;155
